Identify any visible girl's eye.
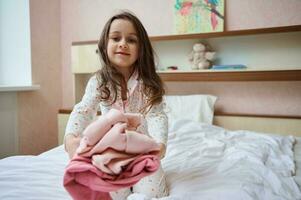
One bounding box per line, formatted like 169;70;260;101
110;37;120;42
127;38;138;43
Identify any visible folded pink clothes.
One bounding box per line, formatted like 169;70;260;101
80;123;160;158
64;154;160;200
63;109;161;200
76;109;144;154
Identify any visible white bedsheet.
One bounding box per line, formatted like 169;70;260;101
161;120;301;200
0;146;70;200
0;120;300;200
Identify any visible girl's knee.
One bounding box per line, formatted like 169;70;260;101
110;187;132;200
132;170;169;198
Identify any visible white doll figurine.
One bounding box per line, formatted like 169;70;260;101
188;43;216;70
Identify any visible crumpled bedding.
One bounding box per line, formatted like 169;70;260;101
161;120;301;200
0;119;300;200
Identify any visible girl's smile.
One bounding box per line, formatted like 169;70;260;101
115;51;130;56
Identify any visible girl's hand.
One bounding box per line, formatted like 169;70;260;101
158;143;166;159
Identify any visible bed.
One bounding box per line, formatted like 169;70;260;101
1;95;301;200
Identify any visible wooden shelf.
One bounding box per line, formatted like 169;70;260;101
158;69;301;81
58;108;73;114
72;25;301;45
150;25;301;41
71;25;301;82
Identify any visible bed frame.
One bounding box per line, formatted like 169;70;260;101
214;114;301;136
58;109;301;146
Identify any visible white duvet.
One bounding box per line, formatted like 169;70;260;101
0;120;300;200
162;120;301;200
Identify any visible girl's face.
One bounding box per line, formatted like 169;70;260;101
107;19;139;72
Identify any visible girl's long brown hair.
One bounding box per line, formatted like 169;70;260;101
96;11;165;114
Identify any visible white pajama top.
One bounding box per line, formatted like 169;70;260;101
65;71;168;145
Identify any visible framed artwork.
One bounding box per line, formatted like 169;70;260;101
174;0;225;34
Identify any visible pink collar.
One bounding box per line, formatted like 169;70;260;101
111;70;140;112
127;70;139;97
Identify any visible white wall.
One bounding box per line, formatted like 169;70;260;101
0;0;32;86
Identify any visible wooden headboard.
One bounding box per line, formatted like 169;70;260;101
58;108;301;146
213;114;301;137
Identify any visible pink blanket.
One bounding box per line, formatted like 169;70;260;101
63;109;161;200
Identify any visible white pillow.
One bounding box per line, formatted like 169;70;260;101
163;94;217;126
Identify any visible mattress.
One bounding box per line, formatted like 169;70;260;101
0;120;300;200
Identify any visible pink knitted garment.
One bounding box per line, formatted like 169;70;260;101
64;154;159;200
63;109;161;200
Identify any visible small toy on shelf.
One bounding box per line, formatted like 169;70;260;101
188;43;216;70
167;66;178;70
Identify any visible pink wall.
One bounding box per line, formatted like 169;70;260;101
226;0;301;30
18;0;62;155
18;0;301;155
166;81;301;117
18;0;301;154
60;0;301;117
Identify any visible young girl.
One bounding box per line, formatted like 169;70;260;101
64;11;169;199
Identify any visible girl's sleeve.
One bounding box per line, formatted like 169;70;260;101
65;75;101;137
145;101;168;146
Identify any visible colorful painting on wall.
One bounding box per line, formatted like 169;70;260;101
174;0;225;34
